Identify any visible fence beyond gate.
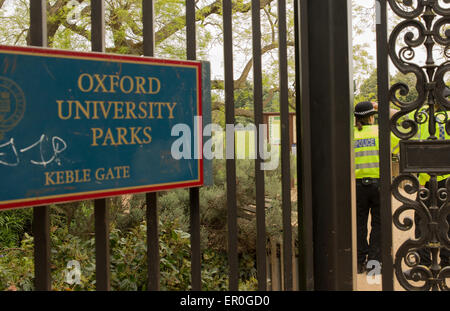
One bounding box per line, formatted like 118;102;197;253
2;0;448;292
0;0;299;291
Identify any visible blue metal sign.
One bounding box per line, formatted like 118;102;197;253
0;45;209;210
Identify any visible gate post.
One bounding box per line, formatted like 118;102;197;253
300;0;355;290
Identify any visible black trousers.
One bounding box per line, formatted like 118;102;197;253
356;179;381;265
414;179;450;267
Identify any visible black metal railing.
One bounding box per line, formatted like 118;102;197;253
21;0;298;291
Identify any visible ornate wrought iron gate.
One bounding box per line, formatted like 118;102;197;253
376;0;450;291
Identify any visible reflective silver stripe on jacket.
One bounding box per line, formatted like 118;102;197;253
355;150;379;158
355;163;379;170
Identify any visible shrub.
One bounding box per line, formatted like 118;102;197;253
0;208;32;248
0;156;297;291
0;233;34;291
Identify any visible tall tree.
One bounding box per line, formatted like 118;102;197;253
0;0;298;121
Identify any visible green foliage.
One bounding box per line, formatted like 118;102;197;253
152;157;297;255
0;215;232;291
0;208;32;248
0;233;34;291
0;0;29;46
0;156;297;291
353;43;375;92
354;68;378;104
50;226;96;291
0;0;299;291
390;71;419;104
354;68;419;106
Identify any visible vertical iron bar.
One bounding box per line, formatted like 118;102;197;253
33;206;51;291
30;0;47;47
375;0;394;291
146;192;160;290
91;0;110;291
295;0;315;291
278;0;292;291
189;188;201;290
143;0;160;291
186;0;202;291
30;0;50;291
143;0;155;57
223;0;239;291
91;0;105;53
94;198;110;290
251;0;267;291
186;0;196;60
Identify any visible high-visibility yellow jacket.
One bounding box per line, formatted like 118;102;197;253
354;125;380;178
354;124;401;179
414;109;450;185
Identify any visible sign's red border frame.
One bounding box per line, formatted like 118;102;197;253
0;45;204;210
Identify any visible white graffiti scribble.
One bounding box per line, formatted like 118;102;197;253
0;138;19;166
0;134;67;167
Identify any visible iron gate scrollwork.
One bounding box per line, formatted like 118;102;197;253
387;0;450;291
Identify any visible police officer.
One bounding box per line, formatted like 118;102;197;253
412;99;450;269
354;101;381;274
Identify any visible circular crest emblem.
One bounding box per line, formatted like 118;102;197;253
0;76;26;139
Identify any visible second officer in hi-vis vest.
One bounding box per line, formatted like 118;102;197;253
413;101;450;270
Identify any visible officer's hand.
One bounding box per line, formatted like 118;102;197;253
372;102;378;111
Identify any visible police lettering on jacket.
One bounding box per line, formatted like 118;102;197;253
354;138;376;149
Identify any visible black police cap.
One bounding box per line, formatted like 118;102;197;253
354;101;377;117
